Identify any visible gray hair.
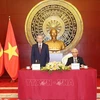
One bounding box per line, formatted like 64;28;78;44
71;48;78;53
36;34;44;38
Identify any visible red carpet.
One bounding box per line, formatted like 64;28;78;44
0;77;18;87
0;77;18;99
0;77;100;99
97;78;100;93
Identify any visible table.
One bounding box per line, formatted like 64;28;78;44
18;68;97;100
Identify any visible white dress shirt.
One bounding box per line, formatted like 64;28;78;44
73;57;77;63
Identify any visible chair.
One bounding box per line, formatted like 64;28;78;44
62;53;73;65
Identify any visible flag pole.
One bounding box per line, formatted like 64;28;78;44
9;16;10;20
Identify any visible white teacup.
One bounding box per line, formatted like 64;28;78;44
84;65;88;69
26;66;31;69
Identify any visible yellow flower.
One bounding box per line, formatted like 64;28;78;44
41;61;70;71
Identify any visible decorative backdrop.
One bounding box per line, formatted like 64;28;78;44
25;0;83;54
0;0;100;77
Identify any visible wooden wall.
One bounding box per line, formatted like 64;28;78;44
0;0;100;76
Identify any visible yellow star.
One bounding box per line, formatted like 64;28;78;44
0;48;3;57
4;43;18;60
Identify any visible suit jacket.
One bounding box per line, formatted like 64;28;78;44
31;43;49;67
66;56;85;66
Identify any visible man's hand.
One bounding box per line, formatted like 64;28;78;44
81;64;84;68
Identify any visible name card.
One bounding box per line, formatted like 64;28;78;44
32;64;40;70
71;63;80;70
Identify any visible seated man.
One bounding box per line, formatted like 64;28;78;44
66;48;85;67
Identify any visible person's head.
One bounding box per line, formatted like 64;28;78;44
71;48;78;57
36;34;43;43
50;29;58;38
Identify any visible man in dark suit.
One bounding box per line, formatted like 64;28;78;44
66;48;85;67
31;34;49;67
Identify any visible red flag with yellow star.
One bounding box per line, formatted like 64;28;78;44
4;18;19;80
0;43;4;76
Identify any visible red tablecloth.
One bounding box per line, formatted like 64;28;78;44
18;68;97;100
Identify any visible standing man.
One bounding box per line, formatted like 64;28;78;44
66;48;85;67
31;34;49;67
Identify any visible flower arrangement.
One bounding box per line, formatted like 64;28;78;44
41;61;70;71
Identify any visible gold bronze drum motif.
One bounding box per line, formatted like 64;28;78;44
25;0;83;54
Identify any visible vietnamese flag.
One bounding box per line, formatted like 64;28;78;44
4;18;19;80
0;43;4;76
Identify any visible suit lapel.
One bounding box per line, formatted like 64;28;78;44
41;43;44;54
72;57;74;63
77;57;79;63
36;44;40;54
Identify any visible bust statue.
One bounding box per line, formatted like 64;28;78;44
45;29;65;52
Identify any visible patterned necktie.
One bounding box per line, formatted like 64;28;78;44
38;44;42;54
74;58;77;63
75;58;77;63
